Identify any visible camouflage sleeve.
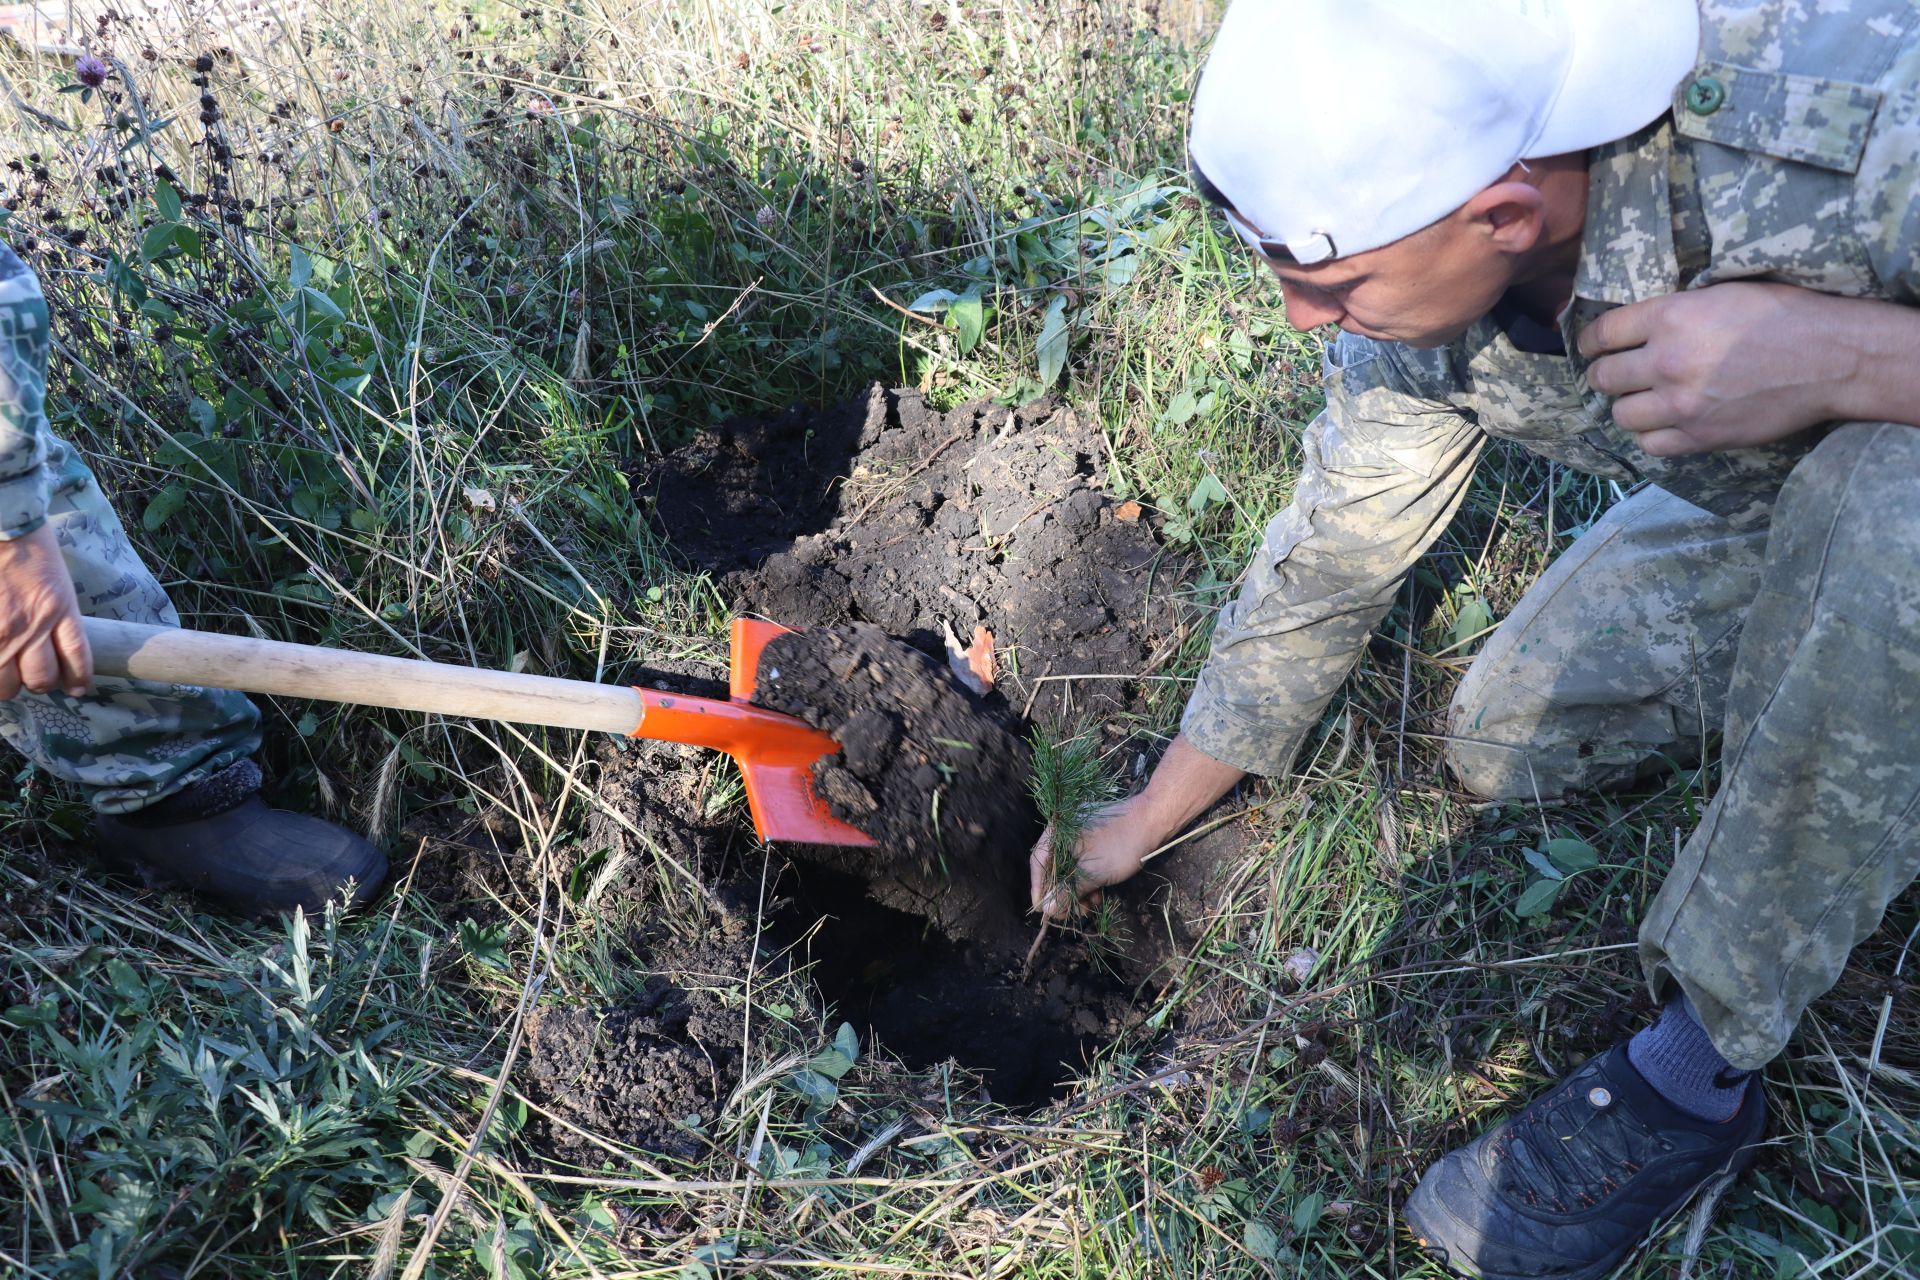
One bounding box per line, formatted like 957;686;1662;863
0;247;52;540
1180;335;1486;776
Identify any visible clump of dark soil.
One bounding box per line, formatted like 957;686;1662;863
652;386;1189;723
753;624;1041;871
524;930;751;1162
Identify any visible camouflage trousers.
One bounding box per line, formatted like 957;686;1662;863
1447;422;1920;1071
0;442;260;814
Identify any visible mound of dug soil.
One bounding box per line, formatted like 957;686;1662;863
754;624;1040;870
652;386;1188;724
524;932;750;1162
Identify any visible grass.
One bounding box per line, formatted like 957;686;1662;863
0;1;1914;1277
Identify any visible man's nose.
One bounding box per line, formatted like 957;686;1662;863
1278;281;1345;331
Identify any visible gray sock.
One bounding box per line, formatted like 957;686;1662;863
1627;992;1749;1123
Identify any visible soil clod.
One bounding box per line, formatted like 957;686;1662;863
754;623;1041;874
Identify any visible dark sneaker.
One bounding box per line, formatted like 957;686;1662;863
1404;1043;1766;1280
96;762;386;916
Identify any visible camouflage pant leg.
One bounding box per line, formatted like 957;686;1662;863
1446;484;1769;799
1640;422;1920;1069
0;443;260;814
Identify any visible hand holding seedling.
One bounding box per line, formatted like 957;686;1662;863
1580;282;1920;457
1029;794;1157;919
0;522;92;700
1029;734;1246;920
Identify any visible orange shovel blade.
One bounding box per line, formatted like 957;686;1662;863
628;620;875;847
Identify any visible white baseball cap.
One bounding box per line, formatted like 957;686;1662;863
1188;0;1701;264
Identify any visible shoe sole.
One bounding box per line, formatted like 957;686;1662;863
1403;1144;1760;1280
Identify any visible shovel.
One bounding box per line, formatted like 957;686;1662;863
81;615;875;848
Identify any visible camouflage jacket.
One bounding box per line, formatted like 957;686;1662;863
1183;0;1920;776
0;242;77;541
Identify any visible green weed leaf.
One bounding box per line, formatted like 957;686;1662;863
1544;837;1600;873
141;482;189;531
1521;847;1565;881
288;244;313;290
1187;473;1228;513
1243;1220;1283;1259
1450;596;1495;648
785;1067;838;1117
1035;295;1070;388
1162;387;1199;426
140;222;179;262
1515;877;1563;918
949;285;985;353
905;288;959;314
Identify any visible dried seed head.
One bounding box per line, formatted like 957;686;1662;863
194;53;214;73
1272;1114;1306;1146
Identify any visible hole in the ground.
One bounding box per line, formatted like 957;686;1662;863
772;860;1121;1108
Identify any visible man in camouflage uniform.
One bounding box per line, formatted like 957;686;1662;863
1030;1;1920;1275
0;242;383;914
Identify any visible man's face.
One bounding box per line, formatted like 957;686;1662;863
1234;210;1519;349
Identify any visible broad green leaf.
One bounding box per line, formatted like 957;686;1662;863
1544;837;1600;873
1035;295;1070;388
1450;596;1495;648
905;288;959;314
808;1046;854;1081
834;1022;860;1062
1243;1220;1282;1260
1521;847;1565;881
288;243;312;290
141;482;189;531
786;1068;837;1113
1515;877;1563;918
949;285;984;353
300;287;345;324
140;222;179;262
1291;1190;1325;1235
1187;473;1229;513
1162;387;1199;426
153;180;182;222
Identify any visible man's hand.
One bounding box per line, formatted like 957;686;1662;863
1028;734;1248;920
0;522;91;700
1579;282;1920;457
1029;794;1162;920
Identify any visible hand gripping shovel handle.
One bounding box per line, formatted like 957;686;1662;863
80;617;873;847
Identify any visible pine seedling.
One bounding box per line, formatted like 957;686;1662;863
1028;727;1120;915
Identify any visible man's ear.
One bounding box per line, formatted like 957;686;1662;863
1464;181;1548;255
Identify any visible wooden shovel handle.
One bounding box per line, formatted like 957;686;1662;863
83;617;644;736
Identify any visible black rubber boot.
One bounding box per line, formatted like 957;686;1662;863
95;761;387;917
1404;1042;1767;1280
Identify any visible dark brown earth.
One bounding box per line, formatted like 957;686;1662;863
524;928;751;1162
410;386;1258;1142
754;625;1039;871
652;385;1192;723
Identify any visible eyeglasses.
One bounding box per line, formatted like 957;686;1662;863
1223;207;1295;262
1223;209;1338;266
1189;150;1335;265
